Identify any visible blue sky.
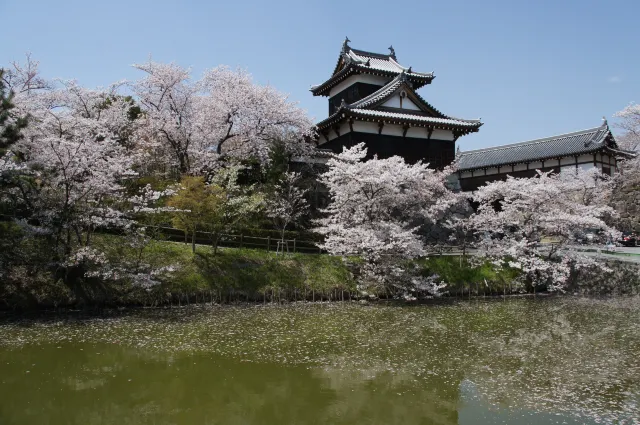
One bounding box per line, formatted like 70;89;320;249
1;0;638;151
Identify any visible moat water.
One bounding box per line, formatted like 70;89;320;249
1;298;638;424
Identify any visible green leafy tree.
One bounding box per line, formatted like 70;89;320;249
265;172;309;252
168;176;225;254
207;166;264;254
168;168;263;254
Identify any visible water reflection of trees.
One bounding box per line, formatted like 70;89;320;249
465;298;640;423
0;347;461;425
1;298;639;424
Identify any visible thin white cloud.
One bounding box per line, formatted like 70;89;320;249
608;76;622;83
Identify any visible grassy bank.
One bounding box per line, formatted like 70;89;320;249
150;242;357;305
7;232;639;311
7;235;638;310
1;232;531;310
0;237;357;309
417;256;521;297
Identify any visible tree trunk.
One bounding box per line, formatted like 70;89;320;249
212;234;220;256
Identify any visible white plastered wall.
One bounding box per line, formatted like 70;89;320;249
323;120;455;142
381;94;421;111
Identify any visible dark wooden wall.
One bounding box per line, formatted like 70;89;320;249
321;132;455;168
328;83;384;115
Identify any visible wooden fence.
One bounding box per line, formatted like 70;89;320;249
154;226;324;254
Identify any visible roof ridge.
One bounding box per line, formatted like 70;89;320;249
459;126;602;155
585;121;611;147
349;48;393;60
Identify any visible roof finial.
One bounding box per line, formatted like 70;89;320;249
365;58;370;67
456;145;461;156
388;45;396;58
602;116;608;126
340;98;347;109
408;66;412;73
342;37;351;53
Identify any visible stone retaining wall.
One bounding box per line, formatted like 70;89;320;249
612;180;640;232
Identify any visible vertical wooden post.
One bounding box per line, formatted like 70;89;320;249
267;236;270;252
240;234;243;249
293;238;296;253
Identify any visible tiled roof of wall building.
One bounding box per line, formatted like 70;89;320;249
456;123;618;171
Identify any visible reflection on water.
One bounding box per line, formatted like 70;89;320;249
0;298;638;424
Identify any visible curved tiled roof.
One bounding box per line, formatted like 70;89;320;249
315;73;482;135
316;106;482;134
456;124;617;171
347;109;482;127
347;73;465;122
346;49;433;78
311;44;435;96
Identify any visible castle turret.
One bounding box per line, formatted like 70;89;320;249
310;38;482;167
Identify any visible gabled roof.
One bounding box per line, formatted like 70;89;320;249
315;70;482;136
311;39;435;96
348;72;451;119
456;122;630;171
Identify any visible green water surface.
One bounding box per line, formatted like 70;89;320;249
0;298;638;424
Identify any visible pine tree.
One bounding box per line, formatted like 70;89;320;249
0;69;28;151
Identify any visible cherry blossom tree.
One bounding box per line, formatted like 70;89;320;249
1;53;51;96
611;104;640;231
0;61;176;293
265;171;309;251
6;80;138;250
613;106;640;180
131;61;313;175
614;103;640;152
469;169;619;291
613;104;639;182
314;143;458;297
